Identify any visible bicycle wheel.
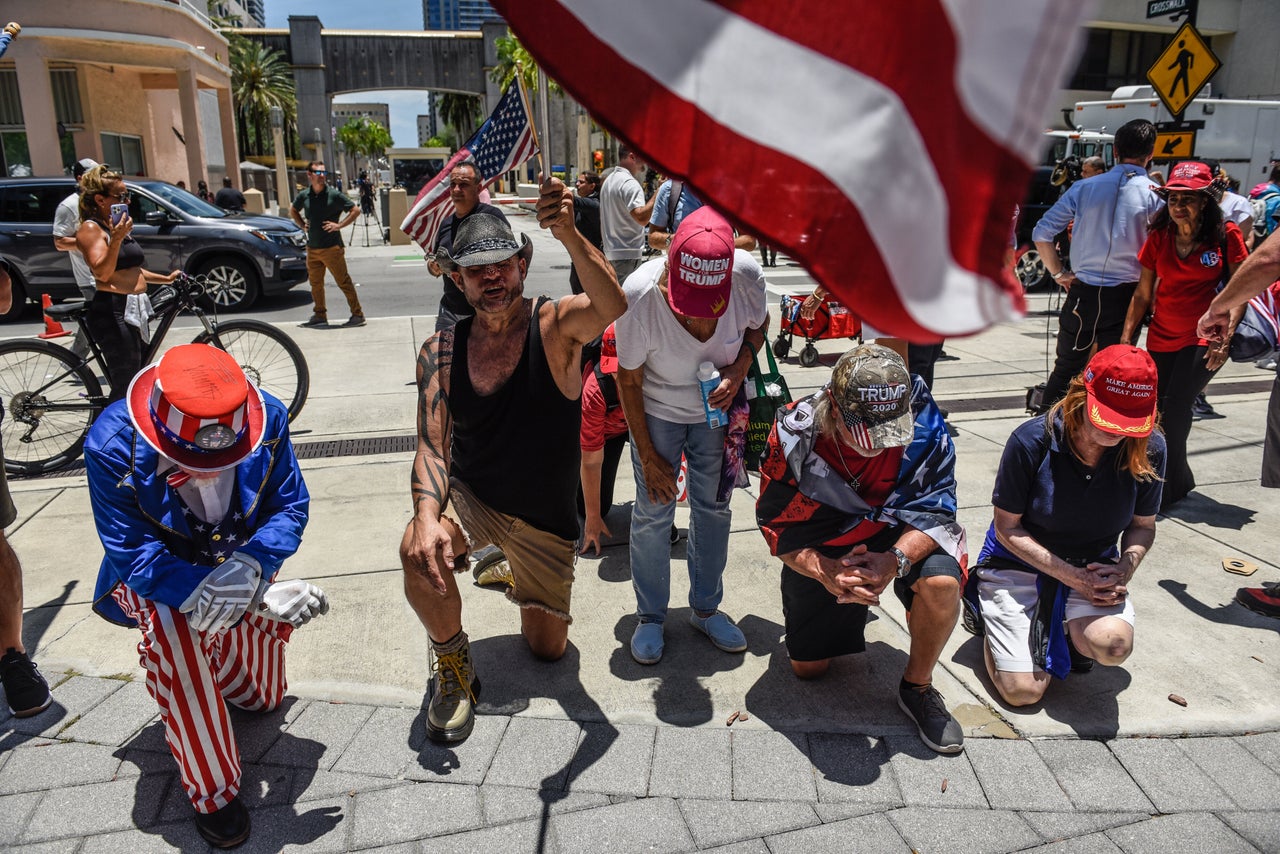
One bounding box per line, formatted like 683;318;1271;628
193;319;310;422
0;340;103;476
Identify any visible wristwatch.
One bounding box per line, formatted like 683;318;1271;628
889;547;912;578
1052;270;1069;281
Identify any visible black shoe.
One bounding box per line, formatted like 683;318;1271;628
670;524;680;545
960;598;984;637
897;683;964;754
0;648;52;718
1191;393;1220;420
298;314;328;328
1066;634;1095;673
194;796;251;849
343;314;366;328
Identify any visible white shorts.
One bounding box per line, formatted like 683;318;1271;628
978;565;1134;673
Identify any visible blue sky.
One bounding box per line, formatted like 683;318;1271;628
265;0;440;149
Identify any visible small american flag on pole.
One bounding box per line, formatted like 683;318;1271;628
400;80;539;251
488;0;1094;341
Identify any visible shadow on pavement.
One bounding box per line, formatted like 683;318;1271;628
1160;493;1257;530
413;636;618;854
1159;579;1280;635
116;708;343;849
607;608;752;726
21;579;78;659
951;634;1127;739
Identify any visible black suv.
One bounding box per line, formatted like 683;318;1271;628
0;178;309;320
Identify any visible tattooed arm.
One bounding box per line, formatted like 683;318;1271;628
405;329;455;594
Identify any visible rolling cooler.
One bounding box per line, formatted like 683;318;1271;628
772;294;862;367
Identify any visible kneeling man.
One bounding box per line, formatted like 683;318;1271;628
86;344;326;848
756;344;969;753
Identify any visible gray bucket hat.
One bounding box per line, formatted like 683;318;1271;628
436;212;533;272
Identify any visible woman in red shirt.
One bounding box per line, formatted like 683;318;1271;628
1122;161;1248;509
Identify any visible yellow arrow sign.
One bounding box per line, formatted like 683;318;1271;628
1147;23;1221;117
1154;130;1196;159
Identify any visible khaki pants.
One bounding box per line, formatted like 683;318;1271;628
305;245;363;318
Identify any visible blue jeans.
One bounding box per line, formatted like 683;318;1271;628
630;414;731;624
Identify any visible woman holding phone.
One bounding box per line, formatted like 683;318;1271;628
75;166;179;401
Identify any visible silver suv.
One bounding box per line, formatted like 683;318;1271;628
0;178;308;320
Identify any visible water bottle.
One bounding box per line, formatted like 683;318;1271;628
697;361;728;428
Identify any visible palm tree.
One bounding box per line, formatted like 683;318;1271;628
229;40;296;157
438;93;482;143
337;116;393;181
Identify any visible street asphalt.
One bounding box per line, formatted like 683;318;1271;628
2;212;1279;852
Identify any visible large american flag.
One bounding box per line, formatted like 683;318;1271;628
400;81;539;250
489;0;1094;341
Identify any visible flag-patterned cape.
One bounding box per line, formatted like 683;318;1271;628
401;80;539;251
756;377;967;567
489;0;1094;341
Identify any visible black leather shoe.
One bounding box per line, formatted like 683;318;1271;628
194;796;251;849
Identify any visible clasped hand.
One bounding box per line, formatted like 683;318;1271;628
814;545;897;606
1072;560;1129;607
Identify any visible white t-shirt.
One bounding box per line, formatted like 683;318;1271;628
1220;191;1254;228
615;250;769;423
599;166;646;261
53;193;95;292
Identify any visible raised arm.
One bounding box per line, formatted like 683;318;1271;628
404;330;456;594
539;177;627;345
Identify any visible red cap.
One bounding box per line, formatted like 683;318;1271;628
667;207;734;319
1156;161;1214;196
599;323;618;374
1082;345;1158;437
127;344;265;472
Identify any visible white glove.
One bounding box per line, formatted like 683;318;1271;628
180;554;263;634
256;579;329;627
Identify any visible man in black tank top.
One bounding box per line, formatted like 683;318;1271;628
398;178;627;745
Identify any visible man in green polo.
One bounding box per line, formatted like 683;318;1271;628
290;160;365;328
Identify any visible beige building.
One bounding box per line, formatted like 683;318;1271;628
1;0;238;186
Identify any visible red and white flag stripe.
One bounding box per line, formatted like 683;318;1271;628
491;0;1093;340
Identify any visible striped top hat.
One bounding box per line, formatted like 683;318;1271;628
127;344;265;472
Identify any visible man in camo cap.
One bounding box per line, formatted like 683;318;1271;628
755;344;969;754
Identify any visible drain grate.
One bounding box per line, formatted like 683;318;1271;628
294;434;417;460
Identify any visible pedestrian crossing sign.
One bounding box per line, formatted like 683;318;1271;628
1147;22;1221;118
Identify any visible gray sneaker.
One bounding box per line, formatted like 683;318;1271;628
343;314;366;328
897;683;964;754
298;314;328;328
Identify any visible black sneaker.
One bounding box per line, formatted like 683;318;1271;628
897;683;964;754
298;314;328;328
960;598;984;637
1066;633;1095;673
0;648;52;718
1191;393;1221;420
194;796;251;849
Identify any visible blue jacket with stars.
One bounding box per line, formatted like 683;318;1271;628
85;392;310;627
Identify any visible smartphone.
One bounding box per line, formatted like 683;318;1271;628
110;203;129;226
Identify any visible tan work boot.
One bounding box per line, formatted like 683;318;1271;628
471;546;513;588
426;631;481;743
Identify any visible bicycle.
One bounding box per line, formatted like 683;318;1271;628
0;272;310;476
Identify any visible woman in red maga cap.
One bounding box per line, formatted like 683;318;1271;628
1121;160;1247;509
84;344;325;849
965;345;1165;707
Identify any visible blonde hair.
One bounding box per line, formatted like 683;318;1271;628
1047;375;1160;481
78;165;124;224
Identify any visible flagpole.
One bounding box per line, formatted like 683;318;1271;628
537;68;551;181
514;72;544;183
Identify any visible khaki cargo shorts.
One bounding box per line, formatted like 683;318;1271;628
448;478;576;622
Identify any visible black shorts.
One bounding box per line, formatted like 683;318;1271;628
780;526;963;663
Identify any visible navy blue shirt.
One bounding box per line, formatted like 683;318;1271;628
981;413;1165;564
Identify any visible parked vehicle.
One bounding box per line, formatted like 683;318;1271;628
0;177;309;320
1013;130;1115;291
1073;85;1280;189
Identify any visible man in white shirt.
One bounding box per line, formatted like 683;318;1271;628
598;146;655;282
53;158;100;356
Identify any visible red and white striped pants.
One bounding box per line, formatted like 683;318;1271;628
112;585;293;814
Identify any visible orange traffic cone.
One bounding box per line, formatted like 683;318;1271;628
38;294;72;340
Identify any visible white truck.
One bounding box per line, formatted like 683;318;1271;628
1072;85;1280;189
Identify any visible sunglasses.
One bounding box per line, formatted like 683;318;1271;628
103;191;130;201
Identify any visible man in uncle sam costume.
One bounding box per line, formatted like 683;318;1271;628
84;344;326;849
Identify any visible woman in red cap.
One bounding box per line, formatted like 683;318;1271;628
1122;160;1248;509
964;345;1165;707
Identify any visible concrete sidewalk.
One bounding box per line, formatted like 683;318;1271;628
3;239;1280;850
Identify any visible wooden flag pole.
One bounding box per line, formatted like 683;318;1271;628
513;72;544;180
